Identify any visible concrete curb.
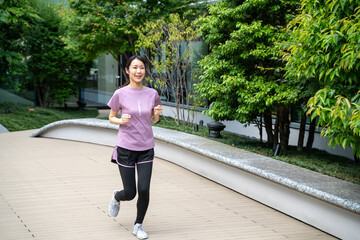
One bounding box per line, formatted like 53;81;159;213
0;124;9;134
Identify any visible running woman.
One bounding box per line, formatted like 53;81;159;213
108;55;162;240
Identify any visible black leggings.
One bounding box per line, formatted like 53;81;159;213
115;162;153;224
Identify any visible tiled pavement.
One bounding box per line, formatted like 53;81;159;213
0;130;336;240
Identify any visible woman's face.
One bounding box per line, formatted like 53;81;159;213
126;59;145;84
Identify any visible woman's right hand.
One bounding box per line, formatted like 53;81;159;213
121;114;131;124
109;109;131;125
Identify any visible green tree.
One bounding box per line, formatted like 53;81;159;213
0;0;39;90
285;0;360;159
25;0;92;107
307;89;360;163
60;0;208;65
136;13;201;126
196;0;298;150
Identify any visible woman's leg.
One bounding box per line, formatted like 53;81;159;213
115;166;137;201
135;162;153;224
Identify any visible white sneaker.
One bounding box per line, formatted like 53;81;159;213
133;223;148;239
109;190;120;217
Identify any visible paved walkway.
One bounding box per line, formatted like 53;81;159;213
0;130;335;240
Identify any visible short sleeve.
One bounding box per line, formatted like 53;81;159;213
107;90;122;111
154;91;161;107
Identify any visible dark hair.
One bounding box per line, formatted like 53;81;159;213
125;55;148;69
122;55;149;87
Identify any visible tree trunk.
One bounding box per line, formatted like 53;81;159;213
306;118;316;151
259;115;263;143
279;106;290;151
263;109;273;145
297;113;306;151
354;154;359;165
273;108;280;149
36;84;46;107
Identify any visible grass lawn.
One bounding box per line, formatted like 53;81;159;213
1;102;359;185
0;102;98;131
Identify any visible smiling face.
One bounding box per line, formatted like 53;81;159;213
125;58;146;86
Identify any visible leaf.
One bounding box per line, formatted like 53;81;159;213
341;138;348;149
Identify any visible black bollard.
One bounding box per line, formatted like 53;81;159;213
194;125;199;132
5;106;10;114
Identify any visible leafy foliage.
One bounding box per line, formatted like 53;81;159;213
1;0;92;107
59;0;137;61
24;0;92;107
136;13;201;125
197;0;298;120
285;0;360;93
196;0;298;148
60;0;208;61
0;0;39;89
286;0;360;158
308;89;360;158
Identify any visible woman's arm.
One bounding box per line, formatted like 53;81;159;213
109;109;131;125
151;105;163;124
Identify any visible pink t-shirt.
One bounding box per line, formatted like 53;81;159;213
107;86;161;151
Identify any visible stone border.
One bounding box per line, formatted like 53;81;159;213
154;127;360;213
0;124;9;134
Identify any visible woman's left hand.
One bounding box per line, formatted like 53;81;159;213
154;105;163;116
